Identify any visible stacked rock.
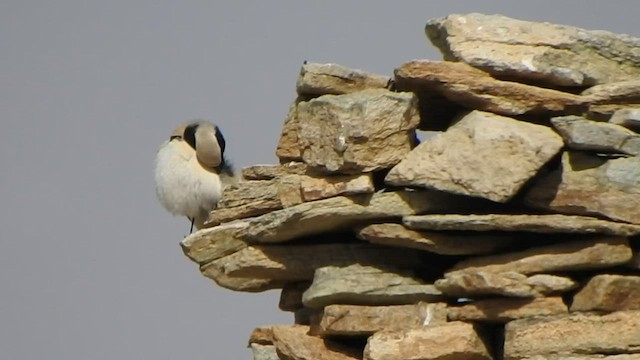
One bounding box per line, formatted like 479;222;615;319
180;13;640;360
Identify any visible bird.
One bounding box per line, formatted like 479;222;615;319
154;120;237;233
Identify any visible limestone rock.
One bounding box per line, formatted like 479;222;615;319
242;162;309;180
583;80;640;119
203;243;426;284
571;274;640;312
364;321;492;360
302;264;443;309
271;325;360;360
448;237;632;275
242;190;477;243
504;311;640;359
296;62;390;96
317;302;447;336
426;13;640;86
436;271;577;298
298;173;374;202
357;223;512;255
180;221;249;265
525;151;640;224
249;326;274;345
276;98;305;162
394;60;588;115
551;116;640;155
448;297;568;323
610;108;640;131
403;214;640;237
250;344;280;360
200;263;285;293
385;110;564;202
210;179;284;224
298;89;419;174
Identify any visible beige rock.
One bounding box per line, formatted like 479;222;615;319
357;223;512;255
210;179;283;224
364;321;492;360
298;89;419;174
241;190;476;243
448;237;632;275
180;221;249;265
436;271;577;298
302;264;443;309
203;243;426;284
551;116;640;155
525;151;640;224
276;98;305;162
242;162;309;180
385;110;564;202
299;173;374;201
448;297;568;323
426;13;640;86
504;311;640;359
200;263;285;292
250;344;279;360
610;108;640;131
403;214;640;237
317;303;447;336
521;355;640;360
271;325;360;360
583;79;640;102
571;274;640;312
394;60;588;116
249;326;274;345
296;62;390;96
279;282;310;312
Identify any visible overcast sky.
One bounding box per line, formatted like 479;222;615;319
2;1;639;359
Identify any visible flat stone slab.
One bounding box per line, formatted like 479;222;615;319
504;311;640;359
298;89;419;173
447;237;632;275
271;325;360;360
357;223;512;255
610;108;640;131
302;264;443;309
394;60;588;116
385;110;563;203
317;302;447;336
551;115;640;155
436;272;577;298
241;162;309;180
296;62;390;96
403;214;640;237
448;297;568;323
364;321;492;360
241;190;479;243
180;221;249;265
525;151;640;225
426;13;640;86
571;274;640;312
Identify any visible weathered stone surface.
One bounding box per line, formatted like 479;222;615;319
436;271;577;298
394;60;588;115
364;321;492;360
386;110;564;202
298;173;374;201
302;264;443;309
242;162;309;180
250;344;279;360
448;237;632;275
296;62;390;96
276;98;305;162
298;89;419;173
317;302;447;336
525;151;640;224
357;223;512;255
426;13;640;86
448;297;568;323
210;180;283;224
272;325;360;360
279;282;310;312
403;214;640;237
583;79;640;103
242;190;478;243
551;116;640;155
521;356;640;360
611;108;640;131
249;326;274;345
203;243;426;284
504;311;640;359
571;274;640;312
180;221;249;265
200;263;284;293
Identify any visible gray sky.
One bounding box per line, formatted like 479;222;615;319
2;1;638;359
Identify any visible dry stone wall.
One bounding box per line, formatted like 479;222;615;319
180;13;640;360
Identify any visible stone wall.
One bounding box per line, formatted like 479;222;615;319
181;13;640;360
